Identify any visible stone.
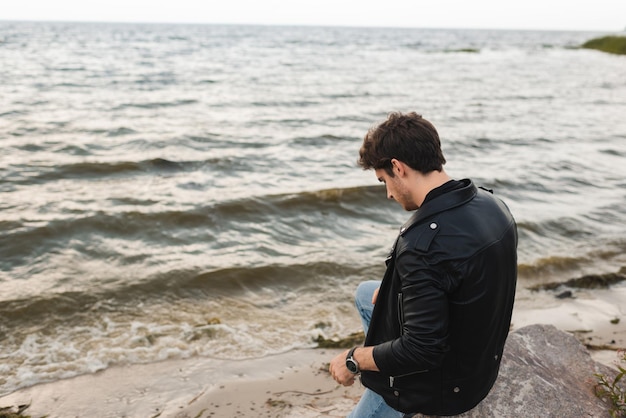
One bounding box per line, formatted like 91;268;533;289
416;324;616;417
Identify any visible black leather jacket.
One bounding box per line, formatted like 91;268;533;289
361;179;517;416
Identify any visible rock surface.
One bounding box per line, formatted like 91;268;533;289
417;324;617;417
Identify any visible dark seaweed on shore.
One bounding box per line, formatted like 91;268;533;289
314;331;365;349
529;267;626;292
0;403;32;418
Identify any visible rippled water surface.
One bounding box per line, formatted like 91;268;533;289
1;22;626;395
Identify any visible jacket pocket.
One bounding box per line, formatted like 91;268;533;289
389;368;430;388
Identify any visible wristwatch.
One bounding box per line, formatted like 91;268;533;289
346;347;360;374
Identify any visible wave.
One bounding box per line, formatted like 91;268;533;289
0;110;28;117
6;158;194;184
403;43;481;53
113;99;198;110
518;256;588;279
0;209;212;266
600;148;626;158
106;126;137;137
0;261;369;326
0;184;395;273
291;134;354;146
46;66;87;72
209;185;391;222
251;100;319;107
517;240;626;283
62;158;184;175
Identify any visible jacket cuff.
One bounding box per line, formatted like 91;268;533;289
372;340;398;374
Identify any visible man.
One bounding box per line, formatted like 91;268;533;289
329;112;517;417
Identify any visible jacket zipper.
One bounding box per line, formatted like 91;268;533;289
397;292;404;336
391;292;428;387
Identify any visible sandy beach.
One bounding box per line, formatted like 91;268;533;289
2;283;625;418
0;347;362;418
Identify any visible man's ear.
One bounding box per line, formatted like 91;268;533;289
390;158;406;177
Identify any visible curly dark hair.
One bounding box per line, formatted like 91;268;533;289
358;112;446;176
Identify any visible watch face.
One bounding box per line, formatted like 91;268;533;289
346;359;359;373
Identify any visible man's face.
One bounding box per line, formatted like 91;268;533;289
375;168;417;211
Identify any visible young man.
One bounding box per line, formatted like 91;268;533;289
329;112;517;417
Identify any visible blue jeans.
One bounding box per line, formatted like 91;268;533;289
348;281;405;418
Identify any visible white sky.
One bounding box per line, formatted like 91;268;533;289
2;0;625;31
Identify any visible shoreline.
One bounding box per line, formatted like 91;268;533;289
2;284;625;418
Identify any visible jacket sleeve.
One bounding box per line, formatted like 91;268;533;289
372;247;451;376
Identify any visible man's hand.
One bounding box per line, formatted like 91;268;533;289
329;349;356;386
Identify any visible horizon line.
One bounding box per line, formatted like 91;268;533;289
1;18;623;33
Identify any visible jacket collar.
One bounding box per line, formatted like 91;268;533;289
399;179;477;235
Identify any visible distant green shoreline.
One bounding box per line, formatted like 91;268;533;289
581;35;626;55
